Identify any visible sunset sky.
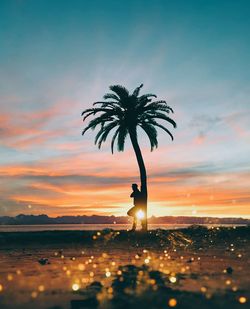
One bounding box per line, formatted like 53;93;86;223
0;0;250;218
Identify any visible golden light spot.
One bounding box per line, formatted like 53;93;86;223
7;274;13;281
78;263;85;271
169;276;177;283
89;272;94;277
226;280;231;285
232;286;238;292
61;255;64;259
38;285;45;292
239;297;247;304
238;254;242;258
97;232;101;236
66;270;71;276
82;278;89;283
143;249;148;253
149;279;156;285
107;287;113;294
72;283;80;291
93;235;97;240
106;271;111;278
111;261;116;266
168;298;177;307
201;286;207;293
31;291;38;298
138;270;144;276
63;266;67;271
102;253;108;258
144;258;150;264
16;270;22;275
117;270;122;275
0;284;3;292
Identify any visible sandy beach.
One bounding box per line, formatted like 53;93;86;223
0;226;249;309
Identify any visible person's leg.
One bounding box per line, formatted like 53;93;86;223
141;219;146;230
132;216;137;230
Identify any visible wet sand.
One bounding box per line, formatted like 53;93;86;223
0;226;249;309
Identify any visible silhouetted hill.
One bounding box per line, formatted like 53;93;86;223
0;214;249;225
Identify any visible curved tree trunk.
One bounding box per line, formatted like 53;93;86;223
129;127;148;231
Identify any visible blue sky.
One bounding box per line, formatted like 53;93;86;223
0;0;250;217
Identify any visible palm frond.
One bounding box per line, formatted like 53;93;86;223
93;101;123;114
144;112;177;128
139;123;158;151
144;106;171;114
138;94;157;104
82;115;115;135
93;101;119;106
117;125;128;151
95;121;119;147
149;100;174;113
132;84;143;97
82;108;114;121
146;119;174;141
111;128;120;154
109;85;129;100
103;93;120;101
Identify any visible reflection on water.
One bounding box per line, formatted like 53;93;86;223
0;223;244;232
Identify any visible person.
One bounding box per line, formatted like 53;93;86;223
127;183;142;231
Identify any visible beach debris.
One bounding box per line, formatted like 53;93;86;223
38;258;50;265
226;267;233;274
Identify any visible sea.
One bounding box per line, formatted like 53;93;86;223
0;223;244;232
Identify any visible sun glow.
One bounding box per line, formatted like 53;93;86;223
136;209;145;220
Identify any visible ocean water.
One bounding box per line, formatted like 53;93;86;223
0;223;242;232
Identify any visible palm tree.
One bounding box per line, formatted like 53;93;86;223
81;84;176;231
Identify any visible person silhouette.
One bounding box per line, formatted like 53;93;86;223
127;183;143;231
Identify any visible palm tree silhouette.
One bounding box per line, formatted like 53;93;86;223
81;84;176;231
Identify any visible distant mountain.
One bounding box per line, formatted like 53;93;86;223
0;214;249;225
